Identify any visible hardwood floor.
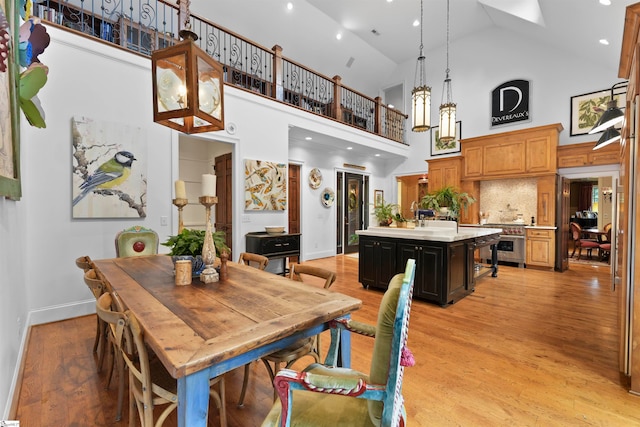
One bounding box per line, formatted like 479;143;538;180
14;256;640;426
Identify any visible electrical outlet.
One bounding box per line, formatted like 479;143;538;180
160;216;168;226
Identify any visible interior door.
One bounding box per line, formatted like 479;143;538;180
288;164;300;263
344;173;363;254
214;153;232;251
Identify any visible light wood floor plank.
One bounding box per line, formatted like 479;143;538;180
14;256;640;426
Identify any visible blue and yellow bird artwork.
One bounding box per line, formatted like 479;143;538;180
73;151;136;206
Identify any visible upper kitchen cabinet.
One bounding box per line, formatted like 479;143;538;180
557;141;620;168
461;123;563;179
426;157;463;193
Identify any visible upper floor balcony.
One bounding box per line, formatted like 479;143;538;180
34;0;408;144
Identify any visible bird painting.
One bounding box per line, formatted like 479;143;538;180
72;151;136;206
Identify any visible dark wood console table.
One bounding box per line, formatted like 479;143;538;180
245;232;301;274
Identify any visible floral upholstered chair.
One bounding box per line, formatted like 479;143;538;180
115;225;159;257
261;259;416;427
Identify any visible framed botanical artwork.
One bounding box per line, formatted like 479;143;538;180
0;0;22;200
431;121;462;156
244;159;287;210
570;86;626;136
374;189;384;208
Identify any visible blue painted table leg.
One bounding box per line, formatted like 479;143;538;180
338;315;352;368
177;370;210;427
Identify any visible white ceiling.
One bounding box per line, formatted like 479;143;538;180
198;0;634;70
305;0;633;69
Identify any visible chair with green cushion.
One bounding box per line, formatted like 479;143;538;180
261;258;416;427
115;225;159;257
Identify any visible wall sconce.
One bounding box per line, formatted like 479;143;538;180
602;187;613;202
151;9;224;134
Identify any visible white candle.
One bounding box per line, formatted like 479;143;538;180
175;180;186;199
202;174;216;197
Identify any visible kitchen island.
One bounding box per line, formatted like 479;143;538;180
356;221;501;306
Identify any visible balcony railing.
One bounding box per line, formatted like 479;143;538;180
35;0;408;144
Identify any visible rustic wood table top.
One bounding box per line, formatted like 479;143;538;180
93;254;361;427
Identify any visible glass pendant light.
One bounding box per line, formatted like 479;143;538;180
439;0;456;142
412;0;430;132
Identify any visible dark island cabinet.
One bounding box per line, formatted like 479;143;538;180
359;236;397;290
359;235;472;306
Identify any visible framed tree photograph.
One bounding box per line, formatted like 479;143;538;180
431;121;462;156
570;86;626;136
374;189;384;208
0;0;22;200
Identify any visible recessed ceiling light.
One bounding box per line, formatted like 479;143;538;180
388;104;395;109
347;146;353;150
286;2;293;10
375;153;381;157
336;33;342;40
305;136;312;140
412;19;420;27
599;39;609;45
599;0;611;5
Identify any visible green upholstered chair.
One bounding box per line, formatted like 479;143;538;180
261;259;416;427
115;226;159;257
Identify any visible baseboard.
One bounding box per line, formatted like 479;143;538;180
303;249;335;261
29;299;95;326
4;299;95;419
6;324;31;420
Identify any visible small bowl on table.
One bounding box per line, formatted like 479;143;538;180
265;226;285;235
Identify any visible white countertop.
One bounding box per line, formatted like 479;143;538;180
356;223;502;242
462;224;557;230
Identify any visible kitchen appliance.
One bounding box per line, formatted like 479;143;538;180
479;223;526;267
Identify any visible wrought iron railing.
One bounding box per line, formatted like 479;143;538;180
35;0;407;143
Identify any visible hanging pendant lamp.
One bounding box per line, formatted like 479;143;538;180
151;0;225;134
412;0;430;132
592;126;621;150
588;81;626;136
439;0;456;142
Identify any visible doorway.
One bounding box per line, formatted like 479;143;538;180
336;171;368;254
562;171;618;271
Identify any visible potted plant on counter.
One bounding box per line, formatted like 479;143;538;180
421;186;476;219
394;212;408;228
373;199;397;226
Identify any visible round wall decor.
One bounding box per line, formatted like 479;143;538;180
309;168;322;189
321;187;335;207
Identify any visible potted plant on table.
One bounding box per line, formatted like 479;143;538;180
372;200;397;226
394;212;408;228
162;228;230;275
420;186;476;219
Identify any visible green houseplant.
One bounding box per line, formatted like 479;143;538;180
162;228;230;275
372;200;397;226
420;186;476;218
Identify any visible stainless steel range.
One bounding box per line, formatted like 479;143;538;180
479;223;526;268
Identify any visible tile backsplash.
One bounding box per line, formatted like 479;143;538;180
479;178;538;224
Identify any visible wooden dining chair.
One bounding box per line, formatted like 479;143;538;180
238;263;337;407
570;222;600;260
83;269;108;368
115;225;159;257
75;255;92;272
96;292;228;427
261;259;416;427
238;252;269;270
599;224;613;262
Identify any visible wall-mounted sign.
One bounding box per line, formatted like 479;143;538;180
491;79;530;127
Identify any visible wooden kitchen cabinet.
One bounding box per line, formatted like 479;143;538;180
557;141;620;168
461;123;562;179
526;228;555;268
536;175;557;226
358;236;397;290
426;157;462;193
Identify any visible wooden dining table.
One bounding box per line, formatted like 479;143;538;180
92;255;362;427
